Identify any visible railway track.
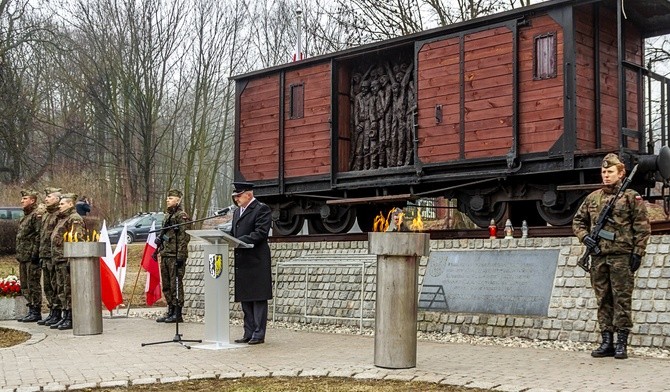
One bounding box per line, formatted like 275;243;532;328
269;220;670;243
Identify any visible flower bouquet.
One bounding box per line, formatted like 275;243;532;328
0;275;21;297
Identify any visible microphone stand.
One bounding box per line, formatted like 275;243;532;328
141;210;232;349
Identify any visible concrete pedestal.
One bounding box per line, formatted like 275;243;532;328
368;232;430;369
65;242;105;336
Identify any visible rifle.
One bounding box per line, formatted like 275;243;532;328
577;164;638;272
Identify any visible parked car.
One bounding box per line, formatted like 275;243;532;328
0;207;23;221
108;212;164;243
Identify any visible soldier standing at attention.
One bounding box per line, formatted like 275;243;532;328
50;193;85;330
156;189;190;324
572;153;651;359
37;188;64;326
15;189;43;322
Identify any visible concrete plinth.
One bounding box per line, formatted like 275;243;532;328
368;232;430;369
65;242;105;336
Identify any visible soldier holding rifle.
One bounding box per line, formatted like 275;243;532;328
572;153;650;359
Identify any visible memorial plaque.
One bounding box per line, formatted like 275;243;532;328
419;249;559;316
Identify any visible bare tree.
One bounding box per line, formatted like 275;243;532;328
179;0;247;219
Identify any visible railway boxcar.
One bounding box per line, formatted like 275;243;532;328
233;0;670;235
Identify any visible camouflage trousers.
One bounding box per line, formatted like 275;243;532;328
42;257;60;309
55;260;72;310
18;260;42;307
160;257;185;307
590;254;634;332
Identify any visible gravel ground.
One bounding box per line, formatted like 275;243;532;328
132;309;670;359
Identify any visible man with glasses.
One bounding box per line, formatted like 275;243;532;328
230;181;272;345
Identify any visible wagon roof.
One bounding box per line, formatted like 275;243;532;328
231;0;670;81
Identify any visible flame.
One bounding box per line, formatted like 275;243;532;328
63;226;101;243
373;208;402;232
373;211;387;232
409;208;424;232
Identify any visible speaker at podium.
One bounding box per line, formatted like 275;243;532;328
186;229;253;350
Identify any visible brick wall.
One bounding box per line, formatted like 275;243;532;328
183;236;670;348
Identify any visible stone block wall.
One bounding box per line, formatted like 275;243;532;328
183;235;670;348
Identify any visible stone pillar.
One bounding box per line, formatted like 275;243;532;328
65;242;105;336
368;232;430;369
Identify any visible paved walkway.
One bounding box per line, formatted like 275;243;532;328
1;315;669;392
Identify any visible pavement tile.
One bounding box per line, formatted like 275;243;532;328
129;378;158;386
270;370;300;377
41;383;66;392
298;369;330;377
67;383;97;391
99;380;128;388
383;374;416;381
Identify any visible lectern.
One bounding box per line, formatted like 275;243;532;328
186;229;253;350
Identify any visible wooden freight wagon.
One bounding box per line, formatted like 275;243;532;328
233;0;670;234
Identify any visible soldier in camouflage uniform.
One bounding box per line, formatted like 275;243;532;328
37;187;64;326
573;153;651;360
50;193;85;330
15;189;43;322
156;189;191;323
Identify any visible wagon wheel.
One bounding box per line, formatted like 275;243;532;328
308;207;357;234
273;215;305;236
536;199;582;226
463;201;507;228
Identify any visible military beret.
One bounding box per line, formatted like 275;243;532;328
60;193;77;202
232;181;254;196
167;189;183;198
602;153;622;168
45;187;63;195
20;189;39;198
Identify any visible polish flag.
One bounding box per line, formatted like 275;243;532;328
140;222;162;306
99;221;123;311
113;225;128;290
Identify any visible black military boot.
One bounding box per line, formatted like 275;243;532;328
58;310;72;330
615;329;630;359
156;306;174;323
591;331;615;357
46;309;62;326
164;306;183;323
22;306;42;323
50;310;67;329
38;308;55;326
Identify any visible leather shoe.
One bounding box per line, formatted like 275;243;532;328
234;337;251;343
248;338;264;345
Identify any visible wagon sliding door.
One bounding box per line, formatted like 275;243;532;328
417;24;515;166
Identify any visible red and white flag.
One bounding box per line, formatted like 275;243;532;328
99;221;123;311
140;222;162;306
113;225;128;290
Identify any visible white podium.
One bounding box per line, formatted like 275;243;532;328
186;229;253;350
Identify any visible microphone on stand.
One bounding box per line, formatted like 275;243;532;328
215;204;237;216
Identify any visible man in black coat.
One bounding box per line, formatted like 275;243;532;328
230;181;273;345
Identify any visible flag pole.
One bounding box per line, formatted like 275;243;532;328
125;264;143;317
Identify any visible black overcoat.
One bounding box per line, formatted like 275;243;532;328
231;199;273;302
